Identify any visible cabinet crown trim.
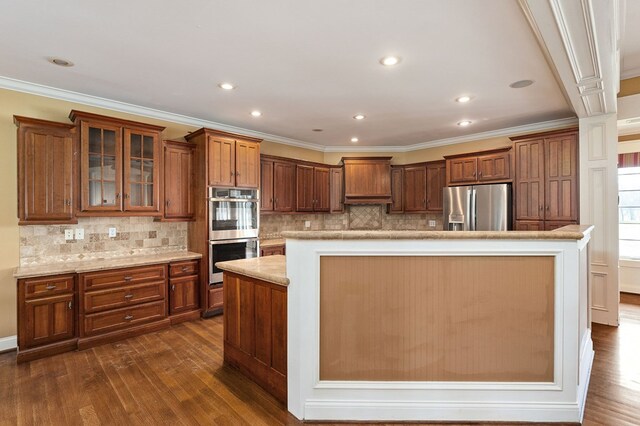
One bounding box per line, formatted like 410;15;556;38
14;115;76;130
509;127;578;142
69;110;166;132
185;127;263;143
443;146;512;160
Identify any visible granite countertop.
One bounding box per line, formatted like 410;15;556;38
281;225;594;241
14;251;203;279
215;255;288;286
260;238;285;248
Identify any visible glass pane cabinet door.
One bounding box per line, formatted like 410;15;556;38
81;122;122;211
123;129;159;211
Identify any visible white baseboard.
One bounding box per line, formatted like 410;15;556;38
0;335;17;352
303;400;583;423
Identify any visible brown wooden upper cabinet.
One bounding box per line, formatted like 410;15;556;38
342;157;392;204
404;165;427;212
261;156;295;212
163;140;195;221
388;166;404;213
511;129;579;229
388;161;445;214
445;147;512;186
69;111;165;215
296;165;330;212
426;161;446;212
15;116;77;225
207;132;260;188
329;167;344;213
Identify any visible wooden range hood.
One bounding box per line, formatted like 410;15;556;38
341;157;392;204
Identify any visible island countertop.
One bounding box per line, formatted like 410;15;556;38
281;225;594;241
215;255;288;286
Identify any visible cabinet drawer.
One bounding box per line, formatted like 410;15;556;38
23;275;74;299
169;260;199;278
83;280;166;314
82;300;166;336
82;265;166;291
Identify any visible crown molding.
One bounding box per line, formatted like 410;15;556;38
0;75;326;152
324;117;578;153
0;75;577;154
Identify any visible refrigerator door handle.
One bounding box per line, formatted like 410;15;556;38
468;188;476;231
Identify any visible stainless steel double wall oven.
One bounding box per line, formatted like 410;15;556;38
208;187;259;285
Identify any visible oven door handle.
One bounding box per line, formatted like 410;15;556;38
210;238;258;245
208;198;259;203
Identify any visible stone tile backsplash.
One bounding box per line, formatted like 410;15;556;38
260;205;443;238
19;217;187;266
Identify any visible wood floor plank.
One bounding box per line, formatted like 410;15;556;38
1;298;639;425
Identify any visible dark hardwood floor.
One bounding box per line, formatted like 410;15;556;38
1;296;640;426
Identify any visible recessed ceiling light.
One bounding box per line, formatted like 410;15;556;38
350;137;359;143
312;128;323;132
353;114;366;120
509;79;534;89
455;95;471;103
251;110;262;117
379;56;401;66
48;57;74;67
457;120;472;127
218;82;235;90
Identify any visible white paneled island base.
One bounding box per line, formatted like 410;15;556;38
283;227;594;423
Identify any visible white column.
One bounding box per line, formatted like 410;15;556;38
579;113;619;325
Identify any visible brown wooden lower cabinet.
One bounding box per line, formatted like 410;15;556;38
515;220;544;231
515;220;577;231
208;286;224;311
16;258;202;363
224;271;287;404
260;244;285;257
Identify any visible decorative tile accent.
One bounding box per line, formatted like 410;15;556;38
349;205;383;230
19;217;187;266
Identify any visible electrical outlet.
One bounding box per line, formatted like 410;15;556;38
75;228;84;240
64;229;74;241
428;220;436;227
304;221;311;229
108;227;117;238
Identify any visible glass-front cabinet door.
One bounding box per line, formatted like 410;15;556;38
123;128;160;212
80;121;123;211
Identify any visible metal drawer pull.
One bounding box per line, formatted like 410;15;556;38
171;284;176;291
68;301;72;310
181;266;189;272
124;294;134;299
124;276;133;281
124;314;134;321
46;284;57;290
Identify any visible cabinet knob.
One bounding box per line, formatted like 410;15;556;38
68;301;73;310
478;171;482;177
171;284;176;291
124;314;134;321
124;193;130;199
64;199;71;206
181;266;189;272
546;205;550;211
230;171;234;176
46;284;57;290
166;200;171;207
236;172;240;177
124;276;133;281
116;193;121;199
124;294;134;300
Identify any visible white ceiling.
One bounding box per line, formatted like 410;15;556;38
0;0;574;148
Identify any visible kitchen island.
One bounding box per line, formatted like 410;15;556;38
217;226;594;423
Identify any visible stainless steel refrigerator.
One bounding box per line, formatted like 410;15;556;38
443;183;512;231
